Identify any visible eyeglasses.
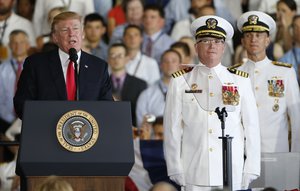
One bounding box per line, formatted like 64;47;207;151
197;39;225;45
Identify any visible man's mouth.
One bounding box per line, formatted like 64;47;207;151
69;40;77;45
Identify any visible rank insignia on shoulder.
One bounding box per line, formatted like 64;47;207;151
227;68;249;78
228;62;244;70
272;61;292;68
172;67;194;78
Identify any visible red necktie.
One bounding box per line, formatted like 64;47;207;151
66;60;76;100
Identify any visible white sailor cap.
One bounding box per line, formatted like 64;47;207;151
237;11;276;35
190;15;234;41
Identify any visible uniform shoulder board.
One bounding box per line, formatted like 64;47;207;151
272;61;292;68
228;62;244;70
172;67;194;78
227;68;249;78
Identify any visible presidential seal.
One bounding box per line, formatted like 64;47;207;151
56;110;99;152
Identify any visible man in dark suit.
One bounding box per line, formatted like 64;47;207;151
14;11;113;119
108;43;147;126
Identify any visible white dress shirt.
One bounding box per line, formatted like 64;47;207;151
136;80;168;127
0;12;36;46
126;51;160;86
58;48;81;81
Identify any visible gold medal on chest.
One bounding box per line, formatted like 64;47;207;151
272;103;279;112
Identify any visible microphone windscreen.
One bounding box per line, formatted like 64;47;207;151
69;48;78;62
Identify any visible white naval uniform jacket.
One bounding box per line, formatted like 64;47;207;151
163;63;261;189
238;57;300;153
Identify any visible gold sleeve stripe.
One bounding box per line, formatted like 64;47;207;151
227;68;249;78
172;67;194;78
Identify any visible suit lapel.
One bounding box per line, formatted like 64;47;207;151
48;49;67;99
79;51;89;99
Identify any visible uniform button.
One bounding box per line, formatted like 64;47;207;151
255;86;259;91
208;75;213;79
191;98;194;101
256;103;259;107
209;148;213;152
209;92;214;97
255;70;259;74
209;111;213;115
208;129;213;134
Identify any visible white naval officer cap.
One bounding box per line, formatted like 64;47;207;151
237;11;276;35
190;15;234;41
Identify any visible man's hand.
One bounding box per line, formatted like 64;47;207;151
241;173;258;189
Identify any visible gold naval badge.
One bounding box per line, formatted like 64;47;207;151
56;110;99;152
273;104;279;112
272;98;280;112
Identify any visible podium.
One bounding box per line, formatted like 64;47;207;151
17;101;134;191
250;152;300;190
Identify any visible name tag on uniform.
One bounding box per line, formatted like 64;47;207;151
185;89;202;93
185;83;202;93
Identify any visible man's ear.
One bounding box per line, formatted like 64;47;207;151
52;33;58;43
265;36;271;48
241;37;245;47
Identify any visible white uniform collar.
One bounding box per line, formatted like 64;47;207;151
246;56;270;68
197;62;223;75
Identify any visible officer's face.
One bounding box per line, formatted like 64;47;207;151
241;32;270;59
194;37;225;68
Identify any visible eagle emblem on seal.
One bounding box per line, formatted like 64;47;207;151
68;121;88;142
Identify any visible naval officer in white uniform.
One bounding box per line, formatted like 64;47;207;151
234;11;300;153
163;15;261;191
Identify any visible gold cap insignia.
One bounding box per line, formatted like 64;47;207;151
248;15;258;25
206;18;218;29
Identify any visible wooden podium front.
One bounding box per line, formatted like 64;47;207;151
27;176;125;191
17;101;134;191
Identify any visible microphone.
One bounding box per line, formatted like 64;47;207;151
68;48;79;100
69;48;78;62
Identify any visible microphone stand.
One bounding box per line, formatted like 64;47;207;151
73;60;79;101
215;107;233;191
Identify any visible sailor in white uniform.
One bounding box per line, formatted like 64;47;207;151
234;11;300;153
163;15;261;191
